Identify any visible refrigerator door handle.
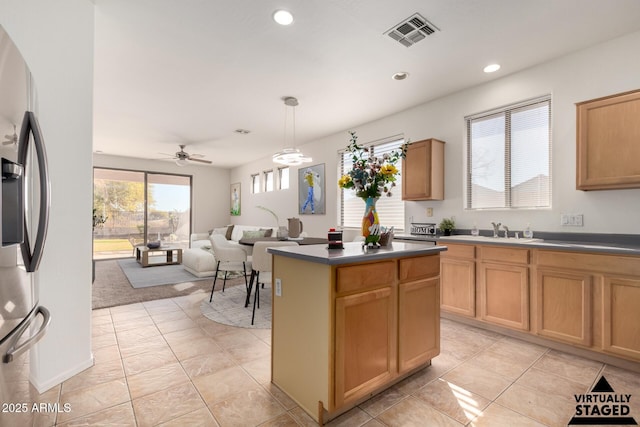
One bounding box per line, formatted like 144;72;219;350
3;305;51;363
17;111;50;272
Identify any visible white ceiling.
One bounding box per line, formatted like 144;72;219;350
93;0;640;168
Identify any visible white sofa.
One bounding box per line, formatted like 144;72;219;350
182;225;278;277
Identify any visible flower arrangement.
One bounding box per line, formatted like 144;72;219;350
338;131;409;199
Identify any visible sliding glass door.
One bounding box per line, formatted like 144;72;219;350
93;168;192;259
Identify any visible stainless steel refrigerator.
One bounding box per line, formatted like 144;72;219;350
0;26;51;416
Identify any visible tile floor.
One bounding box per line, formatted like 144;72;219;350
9;291;640;426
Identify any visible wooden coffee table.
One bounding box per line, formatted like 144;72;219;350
135;246;183;267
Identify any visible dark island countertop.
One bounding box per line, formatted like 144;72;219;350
267;241;446;265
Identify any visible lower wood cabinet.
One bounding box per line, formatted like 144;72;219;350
478;246;530;331
272;252;442;424
439;244;476;317
478;262;529;330
398;276;439;373
335;286;396;408
602;275;640;359
533;268;592;346
438;244;640;365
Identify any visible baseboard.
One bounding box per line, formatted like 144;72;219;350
29;353;95;394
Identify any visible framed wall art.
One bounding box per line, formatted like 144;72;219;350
298;163;325;215
230;182;241;216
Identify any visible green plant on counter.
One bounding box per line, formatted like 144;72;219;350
438;217;455;235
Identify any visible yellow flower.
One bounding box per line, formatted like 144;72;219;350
380;164;398;176
338;175;352;187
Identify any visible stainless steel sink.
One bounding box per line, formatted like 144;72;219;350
440;235;543;244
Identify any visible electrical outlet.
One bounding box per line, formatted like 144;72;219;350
426;208;433;217
275;278;282;297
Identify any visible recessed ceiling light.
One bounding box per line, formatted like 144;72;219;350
392;72;409;81
483;64;501;73
273;10;294;26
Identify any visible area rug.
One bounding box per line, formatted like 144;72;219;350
92;259;245;310
117;258;209;288
200;284;271;329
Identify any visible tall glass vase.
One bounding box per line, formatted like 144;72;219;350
361;197;380;243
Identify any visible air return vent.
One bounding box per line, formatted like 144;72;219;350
384;13;439;47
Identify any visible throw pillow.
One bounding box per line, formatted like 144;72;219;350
242;230;267;239
260;228;273;237
225;225;234;240
211;227;228;236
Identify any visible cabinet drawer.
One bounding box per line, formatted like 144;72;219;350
438;243;475;259
479;246;528;264
336;261;395;294
399;255;440;283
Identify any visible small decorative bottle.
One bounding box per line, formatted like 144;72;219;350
523;223;533;239
471;223;479;236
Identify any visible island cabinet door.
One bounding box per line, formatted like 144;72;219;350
334;286;397;408
398;277;440;373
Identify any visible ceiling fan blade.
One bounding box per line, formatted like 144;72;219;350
188;157;212;164
189;153;205;158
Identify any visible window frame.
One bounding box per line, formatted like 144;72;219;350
251;173;260;194
465;95;552;210
277;166;289;190
263;169;274;192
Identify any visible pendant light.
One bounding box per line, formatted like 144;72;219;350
273;96;312;166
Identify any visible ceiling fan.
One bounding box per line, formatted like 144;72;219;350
159;144;212;166
2;125;17;148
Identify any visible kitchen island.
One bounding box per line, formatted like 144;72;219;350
268;241;446;424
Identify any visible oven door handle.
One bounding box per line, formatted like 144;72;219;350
3;305;51;363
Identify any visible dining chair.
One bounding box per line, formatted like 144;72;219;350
248;241;298;325
209;234;251;302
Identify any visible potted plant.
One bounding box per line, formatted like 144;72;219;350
92;209;107;284
438;217;455;236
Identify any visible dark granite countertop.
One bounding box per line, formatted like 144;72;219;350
267;241;446;265
435;231;640;256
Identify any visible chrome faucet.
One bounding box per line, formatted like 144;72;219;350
491;222;501;238
502;225;509;238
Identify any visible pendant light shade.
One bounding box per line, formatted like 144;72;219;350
273;96;312;166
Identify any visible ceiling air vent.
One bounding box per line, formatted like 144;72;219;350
384;13;439;47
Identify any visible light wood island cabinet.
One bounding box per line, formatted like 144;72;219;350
402;138;445;200
269;242;444;424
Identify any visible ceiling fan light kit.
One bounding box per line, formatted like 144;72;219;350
273;96;312;166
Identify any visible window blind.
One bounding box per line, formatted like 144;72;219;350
466;95;551;209
339;136;406;231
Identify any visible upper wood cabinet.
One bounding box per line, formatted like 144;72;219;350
576;89;640;190
402;138;445;200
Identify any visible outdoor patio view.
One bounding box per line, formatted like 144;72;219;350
93;168;192;259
